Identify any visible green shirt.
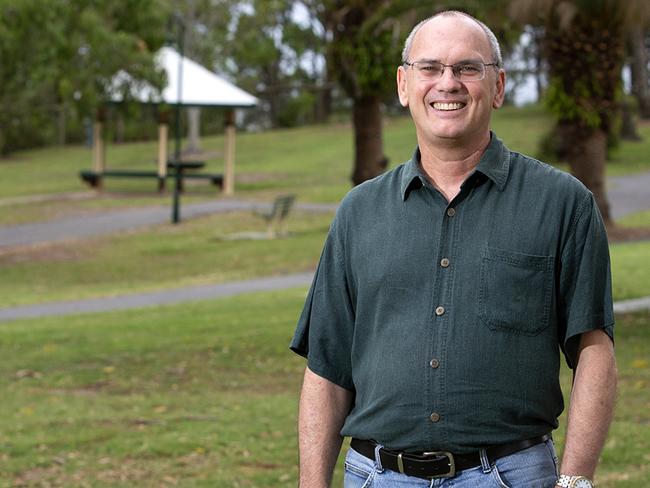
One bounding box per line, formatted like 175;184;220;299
290;133;614;454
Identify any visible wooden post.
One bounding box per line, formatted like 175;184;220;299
223;109;236;196
92;122;104;173
157;123;169;191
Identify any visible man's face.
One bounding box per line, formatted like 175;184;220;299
397;15;505;147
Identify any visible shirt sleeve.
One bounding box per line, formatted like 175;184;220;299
557;193;614;369
289;214;356;391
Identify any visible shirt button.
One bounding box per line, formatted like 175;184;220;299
446;208;456;217
430;412;441;422
440;258;450;268
435;306;445;316
430;358;440;369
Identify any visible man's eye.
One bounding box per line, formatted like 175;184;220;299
420;64;439;72
458;64;481;74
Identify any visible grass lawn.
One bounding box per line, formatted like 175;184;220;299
1;105;649;217
1;153;648;309
0;210;333;307
0;291;648;487
0;204;648;307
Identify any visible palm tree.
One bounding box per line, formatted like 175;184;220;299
510;0;648;225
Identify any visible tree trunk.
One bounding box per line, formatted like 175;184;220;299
620;98;641;141
630;27;650;119
565;126;611;224
532;28;544;102
56;104;66;146
351;95;387;186
186;107;201;154
314;85;332;124
115;112;125;144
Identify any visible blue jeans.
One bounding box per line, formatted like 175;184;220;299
343;439;559;487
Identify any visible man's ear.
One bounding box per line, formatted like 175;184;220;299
397;66;409;107
492;69;506;109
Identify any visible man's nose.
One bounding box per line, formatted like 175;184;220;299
436;67;461;91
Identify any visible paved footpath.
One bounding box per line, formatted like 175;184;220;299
0;198;337;248
0;172;648;249
608;171;650;219
0;272;314;323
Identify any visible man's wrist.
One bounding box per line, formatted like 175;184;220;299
556;474;595;487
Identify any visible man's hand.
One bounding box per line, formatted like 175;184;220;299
298;367;353;488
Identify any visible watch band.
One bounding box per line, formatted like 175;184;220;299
557;474;594;487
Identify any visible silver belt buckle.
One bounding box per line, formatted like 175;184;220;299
422;451;456;478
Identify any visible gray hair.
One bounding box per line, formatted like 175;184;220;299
401;11;503;68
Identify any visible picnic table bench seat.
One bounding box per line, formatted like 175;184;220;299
79;167;223;189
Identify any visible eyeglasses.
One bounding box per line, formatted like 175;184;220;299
403;60;498;82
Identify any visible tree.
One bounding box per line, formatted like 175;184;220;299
305;0;516;186
221;0;328;129
307;1;422;185
629;26;650;119
0;0;168;155
167;0;235;153
511;0;648;224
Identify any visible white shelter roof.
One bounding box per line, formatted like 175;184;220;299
110;47;258;108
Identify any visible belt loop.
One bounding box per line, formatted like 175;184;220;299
479;448;492;473
373;442;385;473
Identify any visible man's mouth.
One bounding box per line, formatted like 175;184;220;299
431;102;466;111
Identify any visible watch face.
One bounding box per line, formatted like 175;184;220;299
573;479;593;488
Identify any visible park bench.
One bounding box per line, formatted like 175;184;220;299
79;163;223;191
254;194;296;238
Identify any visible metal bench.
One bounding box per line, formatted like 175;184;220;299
254;194;296;238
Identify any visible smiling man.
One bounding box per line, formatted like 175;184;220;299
291;11;616;488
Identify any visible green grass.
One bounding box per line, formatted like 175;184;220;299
0;206;648;307
0;105;648;487
1;105;648;207
608;121;650;176
618;209;650;228
0;210;333;307
0;193;220;227
610;241;650;300
0;291;648;487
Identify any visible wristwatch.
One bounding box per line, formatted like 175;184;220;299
557;475;594;487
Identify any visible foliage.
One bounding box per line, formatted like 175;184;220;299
0;0;169;155
221;0;329;128
311;1;409;102
508;0;648;222
168;0;233;69
543;1;625;134
511;0;647;136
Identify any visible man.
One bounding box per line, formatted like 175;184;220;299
291;10;616;488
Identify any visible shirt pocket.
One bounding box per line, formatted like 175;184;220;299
478;246;554;336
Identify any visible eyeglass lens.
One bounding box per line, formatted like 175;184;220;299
413;61;486;81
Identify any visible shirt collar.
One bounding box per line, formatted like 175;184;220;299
400;147;425;200
400;132;510;201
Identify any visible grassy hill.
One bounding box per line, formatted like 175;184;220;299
1;104;649;204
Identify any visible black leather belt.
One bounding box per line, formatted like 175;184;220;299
350;434;551;480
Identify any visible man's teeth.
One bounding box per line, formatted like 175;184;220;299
433;102;465;110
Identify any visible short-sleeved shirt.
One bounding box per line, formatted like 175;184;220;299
290;133;614;454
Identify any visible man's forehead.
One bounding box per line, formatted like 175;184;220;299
411;15;490;56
